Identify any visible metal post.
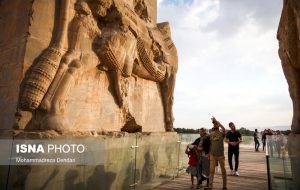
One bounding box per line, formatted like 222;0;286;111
129;133;139;190
266;155;271;190
176;134;181;177
266;139;272;190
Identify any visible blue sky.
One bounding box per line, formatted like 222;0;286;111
157;0;292;130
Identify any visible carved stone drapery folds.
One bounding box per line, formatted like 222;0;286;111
16;0;178;132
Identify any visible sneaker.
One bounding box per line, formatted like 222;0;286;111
230;170;234;175
190;185;194;189
235;171;239;176
196;184;201;189
223;187;228;190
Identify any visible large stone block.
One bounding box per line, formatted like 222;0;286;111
0;0;32;130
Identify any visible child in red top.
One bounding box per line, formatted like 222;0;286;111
186;144;199;189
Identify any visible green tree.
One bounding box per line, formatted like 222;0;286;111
174;128;198;134
238;127;254;136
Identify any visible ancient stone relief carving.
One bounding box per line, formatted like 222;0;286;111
278;0;300;133
16;0;178;132
19;0;71;111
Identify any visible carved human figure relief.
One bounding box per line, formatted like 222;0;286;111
16;0;178;132
18;0;71;111
40;0;101;114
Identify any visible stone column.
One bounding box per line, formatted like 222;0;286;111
277;0;300;188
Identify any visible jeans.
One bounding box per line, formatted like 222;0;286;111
262;138;266;151
209;154;227;188
255;139;260;151
228;147;239;171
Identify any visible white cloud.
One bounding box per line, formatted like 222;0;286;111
157;0;164;6
158;0;292;130
180;0;220;29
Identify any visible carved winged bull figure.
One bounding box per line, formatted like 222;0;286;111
17;0;178;132
94;1;178;131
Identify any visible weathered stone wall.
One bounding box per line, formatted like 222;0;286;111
278;0;300;188
0;0;172;132
0;0;33;130
59;70;165;132
278;0;300;134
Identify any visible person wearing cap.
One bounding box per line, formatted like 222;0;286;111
206;117;227;190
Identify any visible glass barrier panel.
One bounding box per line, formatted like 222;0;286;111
134;133;180;190
101;135;137;190
266;135;294;190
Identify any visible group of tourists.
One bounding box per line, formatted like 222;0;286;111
256;128;285;158
185;117;242;189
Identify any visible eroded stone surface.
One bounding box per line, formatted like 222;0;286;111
0;0;178;132
278;1;300;189
0;0;33;130
278;0;300;134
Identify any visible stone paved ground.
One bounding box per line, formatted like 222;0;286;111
154;147;268;190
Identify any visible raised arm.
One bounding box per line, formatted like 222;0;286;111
217;120;226;136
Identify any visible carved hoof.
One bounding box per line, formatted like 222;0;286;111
40;114;72;132
14;110;33;130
